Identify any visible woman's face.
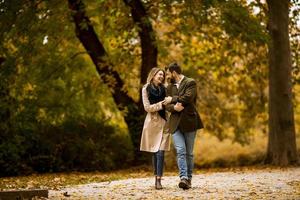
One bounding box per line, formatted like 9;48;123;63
153;70;165;85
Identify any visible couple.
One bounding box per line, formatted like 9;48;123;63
140;62;204;190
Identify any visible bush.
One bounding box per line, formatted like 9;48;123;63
0;135;29;176
0;117;133;176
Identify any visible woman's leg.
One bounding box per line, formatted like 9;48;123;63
152;153;157;176
156;150;165;177
154;150;164;189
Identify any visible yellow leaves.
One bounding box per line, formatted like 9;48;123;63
0;168;154;191
211;71;219;80
4;39;19;54
173;18;182;27
197;68;206;75
23;83;36;93
194;131;268;167
37;108;47;121
190;36;199;46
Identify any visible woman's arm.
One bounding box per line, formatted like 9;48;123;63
142;86;164;113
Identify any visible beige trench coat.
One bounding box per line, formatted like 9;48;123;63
140;84;171;152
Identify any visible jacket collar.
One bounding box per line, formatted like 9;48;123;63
177;76;187;92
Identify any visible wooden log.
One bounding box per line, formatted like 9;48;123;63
0;189;48;200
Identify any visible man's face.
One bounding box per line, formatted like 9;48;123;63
166;70;175;84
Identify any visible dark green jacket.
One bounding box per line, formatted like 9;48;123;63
165;76;203;134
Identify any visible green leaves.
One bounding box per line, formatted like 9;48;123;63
220;1;268;44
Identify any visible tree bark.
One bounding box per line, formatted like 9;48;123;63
265;0;298;165
123;0;158;85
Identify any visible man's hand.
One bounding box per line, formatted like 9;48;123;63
163;96;172;105
174;102;184;112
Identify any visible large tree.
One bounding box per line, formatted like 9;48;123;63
265;0;298;165
67;0;157;162
171;0;299;165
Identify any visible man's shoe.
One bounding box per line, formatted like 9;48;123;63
187;179;192;188
178;178;189;189
155;177;163;190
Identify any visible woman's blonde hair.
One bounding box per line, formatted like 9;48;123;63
146;67;165;84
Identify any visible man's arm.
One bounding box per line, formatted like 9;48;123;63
171;80;196;106
165;103;176;113
165;84;184;113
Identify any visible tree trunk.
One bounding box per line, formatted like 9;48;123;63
123;0;159;163
123;0;158;85
265;0;298;165
67;0;149;163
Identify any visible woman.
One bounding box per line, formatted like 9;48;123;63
140;67;172;190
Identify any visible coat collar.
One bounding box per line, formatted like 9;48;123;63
177;76;187;92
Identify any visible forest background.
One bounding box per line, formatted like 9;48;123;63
0;0;299;177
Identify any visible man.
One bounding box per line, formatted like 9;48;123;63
165;62;204;189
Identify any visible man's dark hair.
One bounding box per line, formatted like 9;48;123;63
166;62;182;74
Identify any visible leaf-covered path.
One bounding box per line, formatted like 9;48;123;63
49;167;300;199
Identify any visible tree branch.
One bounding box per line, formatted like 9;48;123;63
67;0;135;109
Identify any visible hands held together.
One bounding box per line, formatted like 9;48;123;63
162;96;172;105
162;96;184;112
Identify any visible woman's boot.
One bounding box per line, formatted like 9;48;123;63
155;176;163;189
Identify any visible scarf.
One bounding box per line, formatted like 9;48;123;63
146;83;166;120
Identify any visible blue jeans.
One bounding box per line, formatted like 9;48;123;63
173;129;196;180
153;150;164;177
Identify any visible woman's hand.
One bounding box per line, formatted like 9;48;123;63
163;96;172;105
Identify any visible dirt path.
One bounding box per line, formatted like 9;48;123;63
49;167;300;199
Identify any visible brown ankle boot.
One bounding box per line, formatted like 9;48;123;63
155;177;163;190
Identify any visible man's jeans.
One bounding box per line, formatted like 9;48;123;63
153;150;164;177
173;129;196;180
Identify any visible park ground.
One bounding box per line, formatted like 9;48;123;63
1;166;300;199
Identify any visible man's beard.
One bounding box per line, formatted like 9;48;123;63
166;77;175;84
169;77;175;84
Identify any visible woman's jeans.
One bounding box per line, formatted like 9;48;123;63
173;129;196;180
153;150;165;177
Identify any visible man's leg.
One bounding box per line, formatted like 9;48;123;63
184;131;196;181
173;129;188;180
